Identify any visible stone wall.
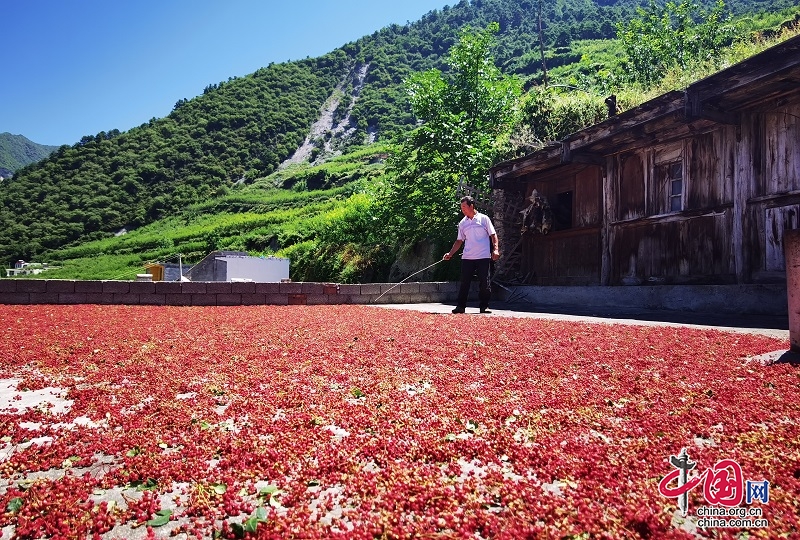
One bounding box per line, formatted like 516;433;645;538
0;279;788;317
0;279;462;306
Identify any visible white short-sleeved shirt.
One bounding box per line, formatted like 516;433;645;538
457;212;496;260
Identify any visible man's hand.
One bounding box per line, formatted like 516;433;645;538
443;252;452;261
492;249;500;261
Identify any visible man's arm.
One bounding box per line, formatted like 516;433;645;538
443;240;464;260
489;234;500;261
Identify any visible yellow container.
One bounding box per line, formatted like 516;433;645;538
145;264;164;281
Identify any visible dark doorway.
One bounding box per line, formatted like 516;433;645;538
552;191;573;231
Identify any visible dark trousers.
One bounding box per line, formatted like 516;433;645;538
456;258;492;310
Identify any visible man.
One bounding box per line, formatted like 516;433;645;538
443;195;500;314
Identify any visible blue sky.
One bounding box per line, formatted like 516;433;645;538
1;1;450;146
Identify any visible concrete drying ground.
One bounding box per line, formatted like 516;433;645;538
372;301;791;341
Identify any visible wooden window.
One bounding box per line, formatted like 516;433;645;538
652;143;683;216
667;161;683;212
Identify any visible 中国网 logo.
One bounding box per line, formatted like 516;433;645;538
658;448;770;529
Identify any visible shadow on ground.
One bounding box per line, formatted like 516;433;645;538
499;301;789;331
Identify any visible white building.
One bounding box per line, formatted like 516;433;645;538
5;260;56;277
183;251;290;282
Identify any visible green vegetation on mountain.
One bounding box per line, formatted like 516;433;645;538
2;0;799;282
1;56;351;257
617;0;738;87
0;133;58;178
381;22;522;248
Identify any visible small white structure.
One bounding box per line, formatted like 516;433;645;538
225;256;290;282
184;251;290;282
5;260;57;277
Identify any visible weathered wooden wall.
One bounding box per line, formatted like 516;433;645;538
687;130;734;208
520;165;602;285
744;102;800;281
521;227;602;285
608;129;737;284
611;213;735;284
604;94;800;286
617;153;645;220
494;38;800;288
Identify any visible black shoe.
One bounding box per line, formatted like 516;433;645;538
451;307;465;314
480;308;492;314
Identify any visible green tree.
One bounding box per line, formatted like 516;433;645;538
381;22;522;243
617;0;739;87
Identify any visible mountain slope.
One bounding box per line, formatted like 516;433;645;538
2;0;798;268
0;57;351;258
0;133;59;178
0;0;641;263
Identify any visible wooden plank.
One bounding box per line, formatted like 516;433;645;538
687;35;800;104
765;204;800;271
601;156;613;286
764;103;800;194
565;92;685;149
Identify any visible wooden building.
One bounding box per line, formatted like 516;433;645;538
490;35;800;287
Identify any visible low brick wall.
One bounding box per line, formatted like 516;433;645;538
0;279;461;306
4;279;784;316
